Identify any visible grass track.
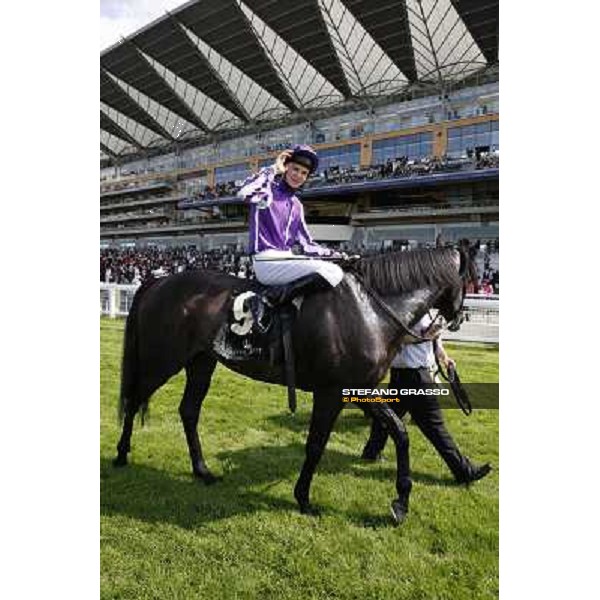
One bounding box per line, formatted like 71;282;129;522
101;318;498;599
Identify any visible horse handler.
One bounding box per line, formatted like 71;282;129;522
362;313;492;484
237;145;344;315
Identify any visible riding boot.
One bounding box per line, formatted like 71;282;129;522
248;273;332;333
248;293;266;328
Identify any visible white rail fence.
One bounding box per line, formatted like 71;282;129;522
444;295;499;344
100;283;139;318
100;284;499;343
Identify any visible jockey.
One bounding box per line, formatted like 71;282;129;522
237;145;344;316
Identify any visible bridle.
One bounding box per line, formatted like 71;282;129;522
346;252;468;343
446;278;467;332
349;269;445;343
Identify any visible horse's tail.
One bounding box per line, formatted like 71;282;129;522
118;277;159;424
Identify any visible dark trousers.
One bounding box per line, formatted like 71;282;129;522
363;367;474;480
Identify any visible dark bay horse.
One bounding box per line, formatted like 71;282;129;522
113;247;469;524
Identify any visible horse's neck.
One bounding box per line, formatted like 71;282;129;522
346;272;437;326
383;288;438;329
333;278;436;382
342;274;403;345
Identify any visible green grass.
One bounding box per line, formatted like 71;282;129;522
101;318;498;600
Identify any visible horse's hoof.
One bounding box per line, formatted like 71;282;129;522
390;499;408;526
113;455;128;467
299;504;321;517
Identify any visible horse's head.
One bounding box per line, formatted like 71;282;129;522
434;247;475;330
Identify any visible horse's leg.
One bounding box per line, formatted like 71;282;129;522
361;417;389;460
113;409;137;467
294;388;343;516
362;402;407;460
370;404;412;525
363;368;406;460
179;353;218;484
113;378;160;467
113;366;170;467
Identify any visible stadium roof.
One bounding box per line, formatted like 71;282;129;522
100;0;498;160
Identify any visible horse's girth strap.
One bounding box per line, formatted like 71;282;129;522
281;310;297;413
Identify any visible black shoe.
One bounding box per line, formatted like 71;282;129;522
456;463;492;485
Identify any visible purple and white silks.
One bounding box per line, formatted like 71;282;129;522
237;166;343;286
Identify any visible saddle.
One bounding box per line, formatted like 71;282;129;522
212;287;302;412
212;290;286;357
213;273;334;412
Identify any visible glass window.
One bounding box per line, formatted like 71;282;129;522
215;163;250;184
317;144;361;171
447;138;461;154
373;132;433;163
475;132;488;146
259;158;274;168
446;120;499;156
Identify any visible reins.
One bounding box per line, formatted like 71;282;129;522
347;268;442;343
433;345;473;416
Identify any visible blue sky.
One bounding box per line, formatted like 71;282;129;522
100;0;187;50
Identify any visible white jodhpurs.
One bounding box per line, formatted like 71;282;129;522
252;249;344;286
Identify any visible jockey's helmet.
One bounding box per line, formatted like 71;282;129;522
286;144;319;175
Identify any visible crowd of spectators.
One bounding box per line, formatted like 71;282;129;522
177;150;500;208
181;181;236;205
100;246;253;284
305;151;499;189
475;152;499;169
100;239;498;294
462;238;499;295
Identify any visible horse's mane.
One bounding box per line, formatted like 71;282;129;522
351;247;462;295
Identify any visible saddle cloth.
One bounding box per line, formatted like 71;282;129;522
212;290;282;363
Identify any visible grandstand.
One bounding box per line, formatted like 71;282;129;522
100;0;498;255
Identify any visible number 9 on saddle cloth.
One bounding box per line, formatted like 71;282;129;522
212;290;276;365
212;272;329;365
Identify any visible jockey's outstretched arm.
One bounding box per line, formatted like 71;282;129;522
236;165;276;205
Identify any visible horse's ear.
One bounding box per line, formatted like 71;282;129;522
457;247;479;284
457;248;468;278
